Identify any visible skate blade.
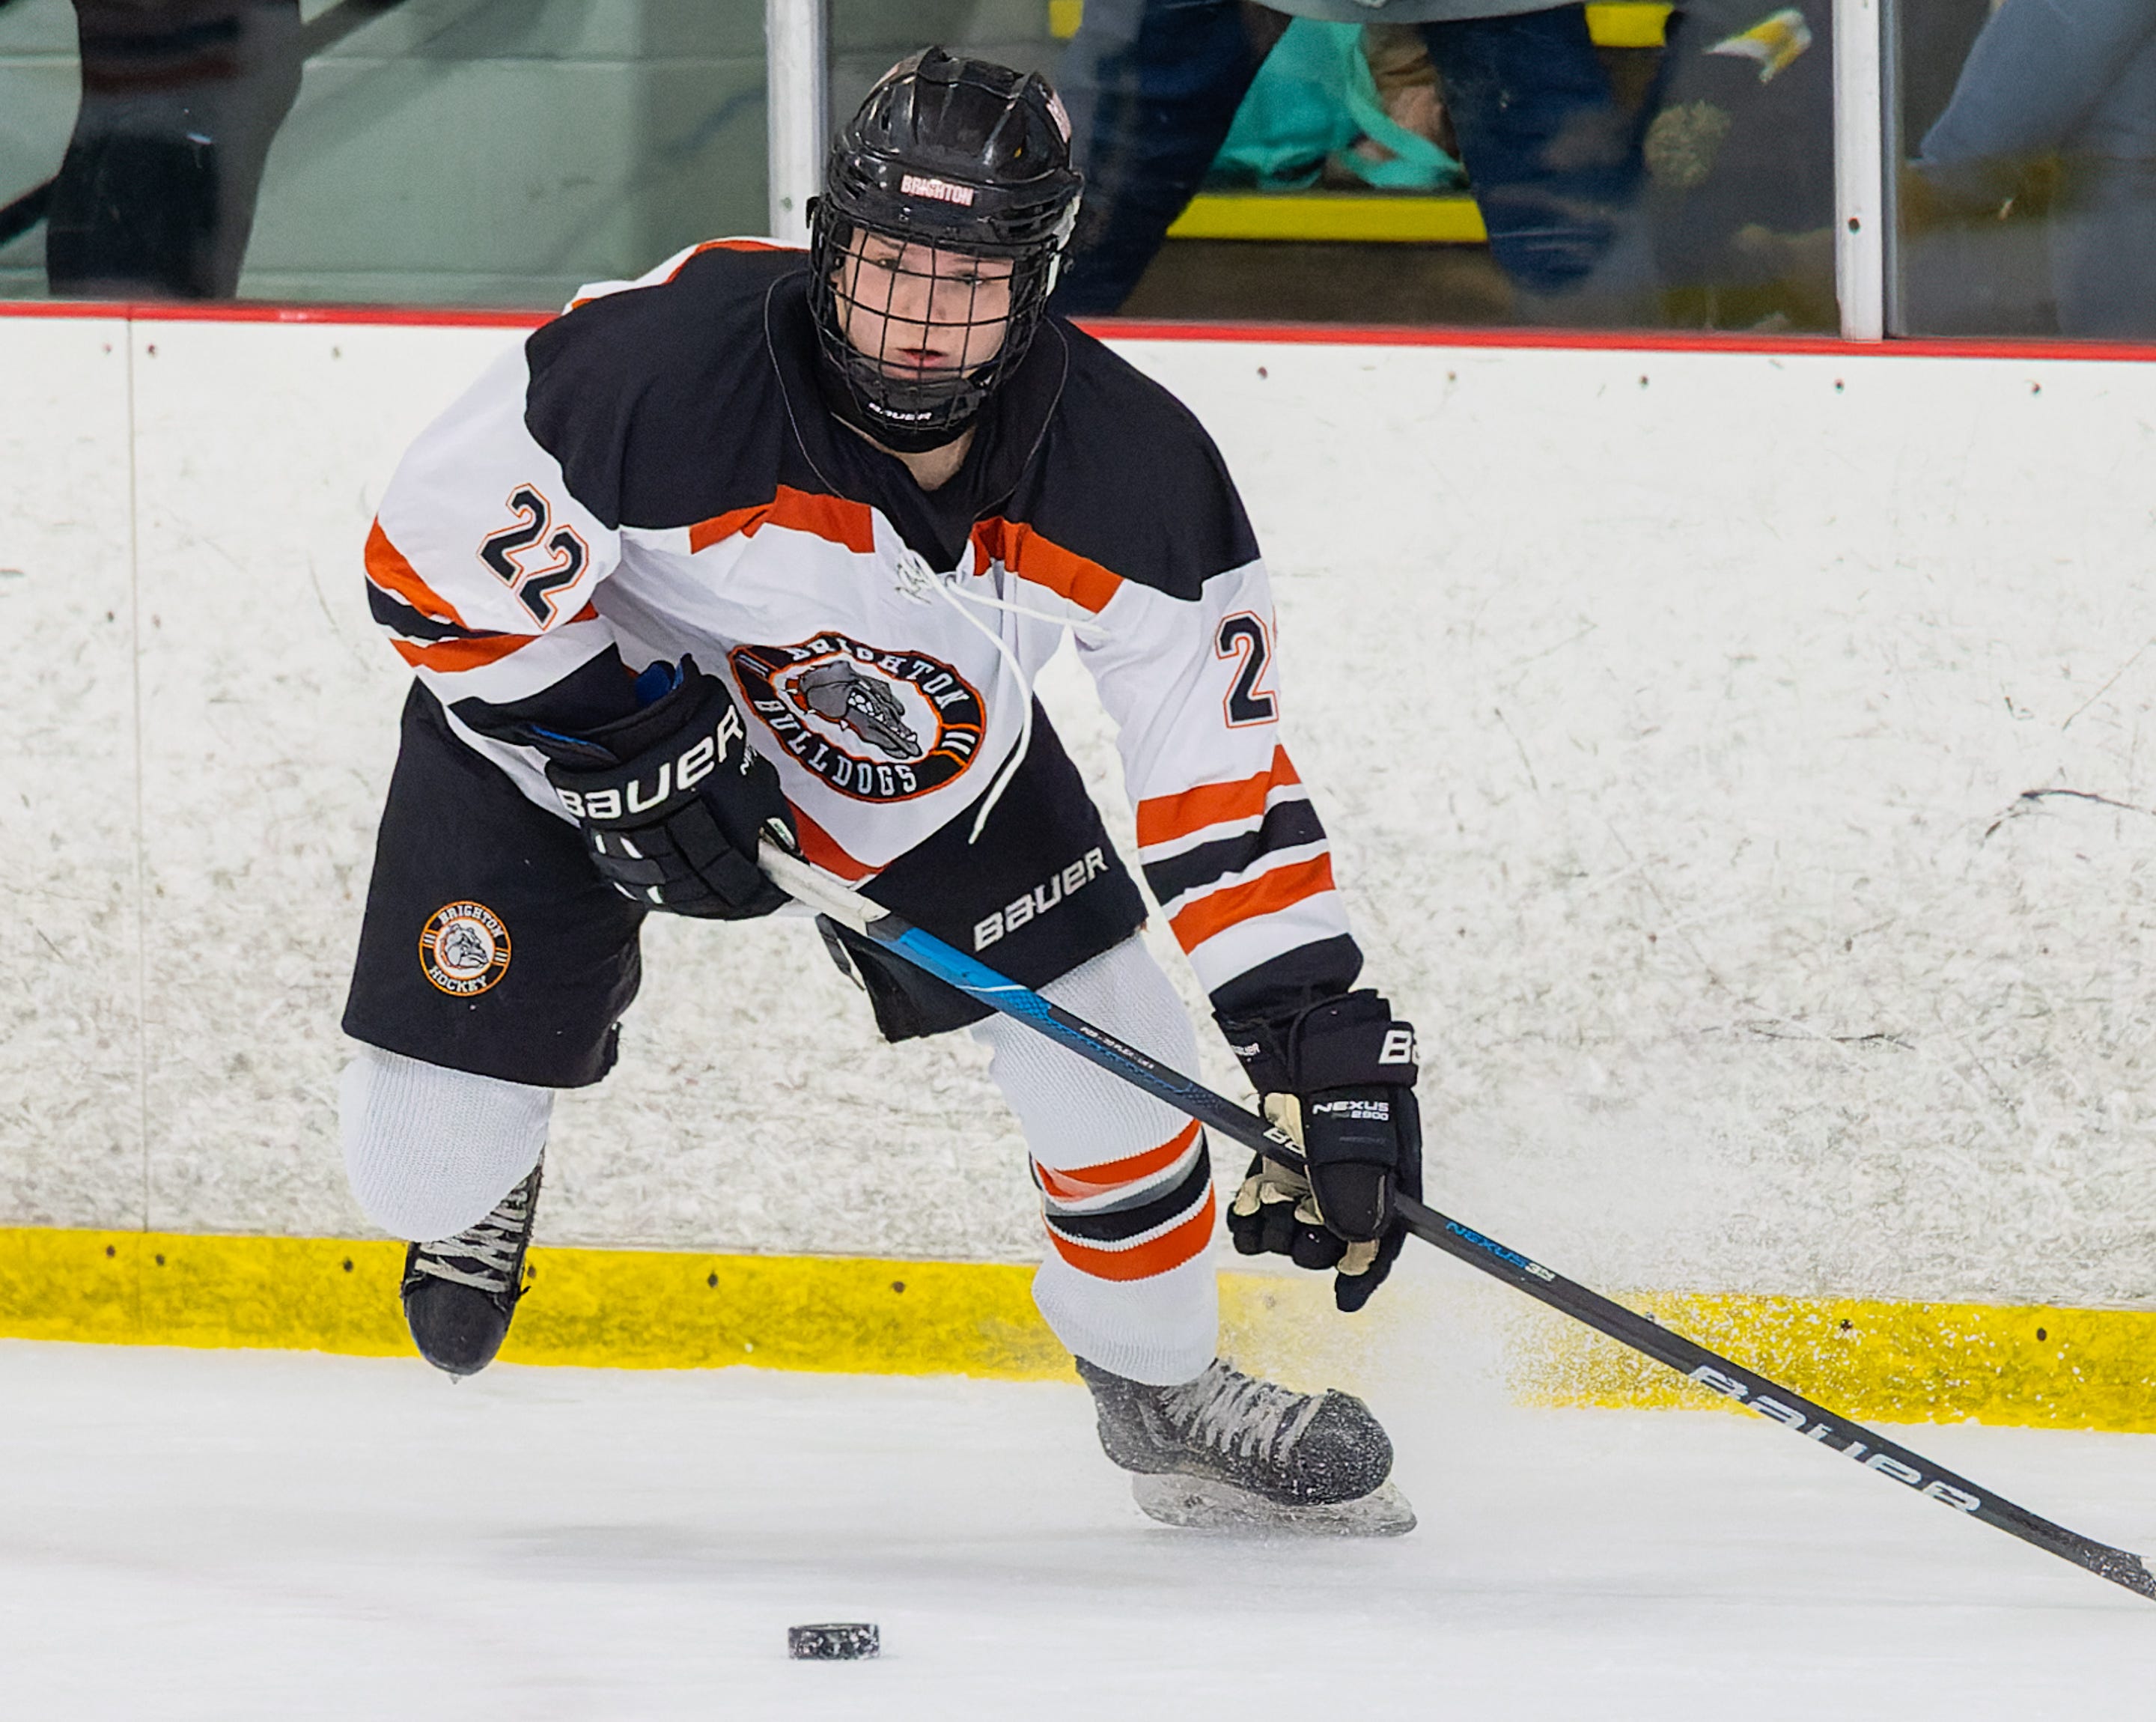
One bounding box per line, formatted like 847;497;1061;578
1131;1473;1417;1537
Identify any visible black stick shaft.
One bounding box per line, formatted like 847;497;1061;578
1397;1196;2156;1599
798;871;2155;1603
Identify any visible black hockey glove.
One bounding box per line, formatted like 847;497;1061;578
1217;991;1421;1313
532;657;795;919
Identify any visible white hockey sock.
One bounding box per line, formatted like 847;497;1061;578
338;1045;552;1243
973;936;1220;1386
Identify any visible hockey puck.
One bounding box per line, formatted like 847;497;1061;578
787;1622;879;1661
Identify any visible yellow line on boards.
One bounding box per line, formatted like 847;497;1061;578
5;1229;2152;1433
1509;1289;2156;1435
0;1226;1332;1381
0;1228;1069;1377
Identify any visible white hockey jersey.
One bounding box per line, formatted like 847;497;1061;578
362;240;1362;1015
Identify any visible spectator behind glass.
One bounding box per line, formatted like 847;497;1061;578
1639;3;1836;329
46;0;303;299
1918;0;2156;338
1053;0;1657;319
1206;21;1464;191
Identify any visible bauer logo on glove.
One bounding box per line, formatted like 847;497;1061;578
531;657;796;921
550;702;748;823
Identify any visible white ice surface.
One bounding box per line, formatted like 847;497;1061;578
3;1337;2152;1721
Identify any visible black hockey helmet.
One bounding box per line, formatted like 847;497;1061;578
808;49;1082;451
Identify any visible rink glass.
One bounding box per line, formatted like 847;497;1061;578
1891;0;2156;341
0;0;771;308
2;0;2145;341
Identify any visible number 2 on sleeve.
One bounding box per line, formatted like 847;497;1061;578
1215;612;1278;726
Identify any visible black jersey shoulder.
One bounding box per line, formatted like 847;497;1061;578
1000;320;1261;603
522;242;806;533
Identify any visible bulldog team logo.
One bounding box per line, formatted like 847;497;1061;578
731;633;985;802
418;901;512;997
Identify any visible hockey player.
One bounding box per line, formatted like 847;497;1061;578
339;49;1423;1530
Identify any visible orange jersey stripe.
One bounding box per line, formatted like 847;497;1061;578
390;631;533;673
971;517;1121;615
1136;746;1301;850
387;601;598;674
788;806;876;883
689;501;768;552
689;486;877;556
1167;852;1336;952
1036;1122;1202;1205
1045;1190;1217;1283
365;520;469;628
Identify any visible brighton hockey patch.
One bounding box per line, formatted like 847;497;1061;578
418;901;512;997
731;633;984;803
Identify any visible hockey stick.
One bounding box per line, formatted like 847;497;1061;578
761;840;2156;1601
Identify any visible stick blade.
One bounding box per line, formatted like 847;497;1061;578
2089;1547;2156;1601
1132;1473;1417;1538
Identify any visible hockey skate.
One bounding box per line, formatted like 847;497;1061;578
1077;1357;1416;1536
400;1159;543;1378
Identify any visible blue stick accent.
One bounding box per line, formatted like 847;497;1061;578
1446;1222;1533;1271
889;928;1074;1023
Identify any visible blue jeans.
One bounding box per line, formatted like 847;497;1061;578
1053;1;1645;312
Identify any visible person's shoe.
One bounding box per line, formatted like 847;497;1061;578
1077;1355;1413;1533
400;1160;543;1378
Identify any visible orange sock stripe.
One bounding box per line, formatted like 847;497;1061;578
1044;1190;1216;1283
1166;852;1336;952
1035;1122;1202;1204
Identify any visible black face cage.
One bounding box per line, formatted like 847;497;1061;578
808;204;1063;453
